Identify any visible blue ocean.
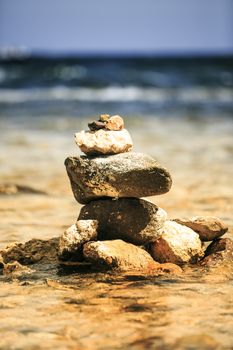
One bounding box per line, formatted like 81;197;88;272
0;55;232;121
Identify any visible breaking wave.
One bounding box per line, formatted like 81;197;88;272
0;86;232;105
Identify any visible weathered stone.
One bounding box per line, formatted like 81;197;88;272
200;238;233;268
65;152;172;204
78;198;167;245
74;128;133;155
173;216;228;241
149;221;203;265
88;120;106;131
0;238;59;265
105;115;124;131
59;220;98;261
83;239;160;271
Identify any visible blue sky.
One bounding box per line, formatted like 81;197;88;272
0;0;232;54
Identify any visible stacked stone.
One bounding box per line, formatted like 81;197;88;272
59;115;228;272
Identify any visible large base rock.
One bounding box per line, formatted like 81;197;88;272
173;216;228;242
65;152;172;204
149;221;203;265
59;220;98;261
75;129;133;155
78;198;167;245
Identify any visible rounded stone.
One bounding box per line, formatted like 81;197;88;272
149;221;203;265
105;115;124;131
78;198;167;245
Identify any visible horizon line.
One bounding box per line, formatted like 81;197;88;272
0;47;233;60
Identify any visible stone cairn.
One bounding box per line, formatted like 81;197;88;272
59;114;228;273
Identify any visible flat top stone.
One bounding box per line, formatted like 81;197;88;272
65;152;172;204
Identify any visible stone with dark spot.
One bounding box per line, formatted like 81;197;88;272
88;120;106;131
200;238;233;268
65;152;172;204
78;198;167;245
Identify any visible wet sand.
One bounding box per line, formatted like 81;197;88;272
0;116;233;349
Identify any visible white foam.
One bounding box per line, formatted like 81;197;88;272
0;86;232;104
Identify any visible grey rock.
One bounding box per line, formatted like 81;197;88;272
59;220;98;261
78;198;167;245
65;152;172;204
149;221;203;265
173;216;228;241
83;239;160;271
